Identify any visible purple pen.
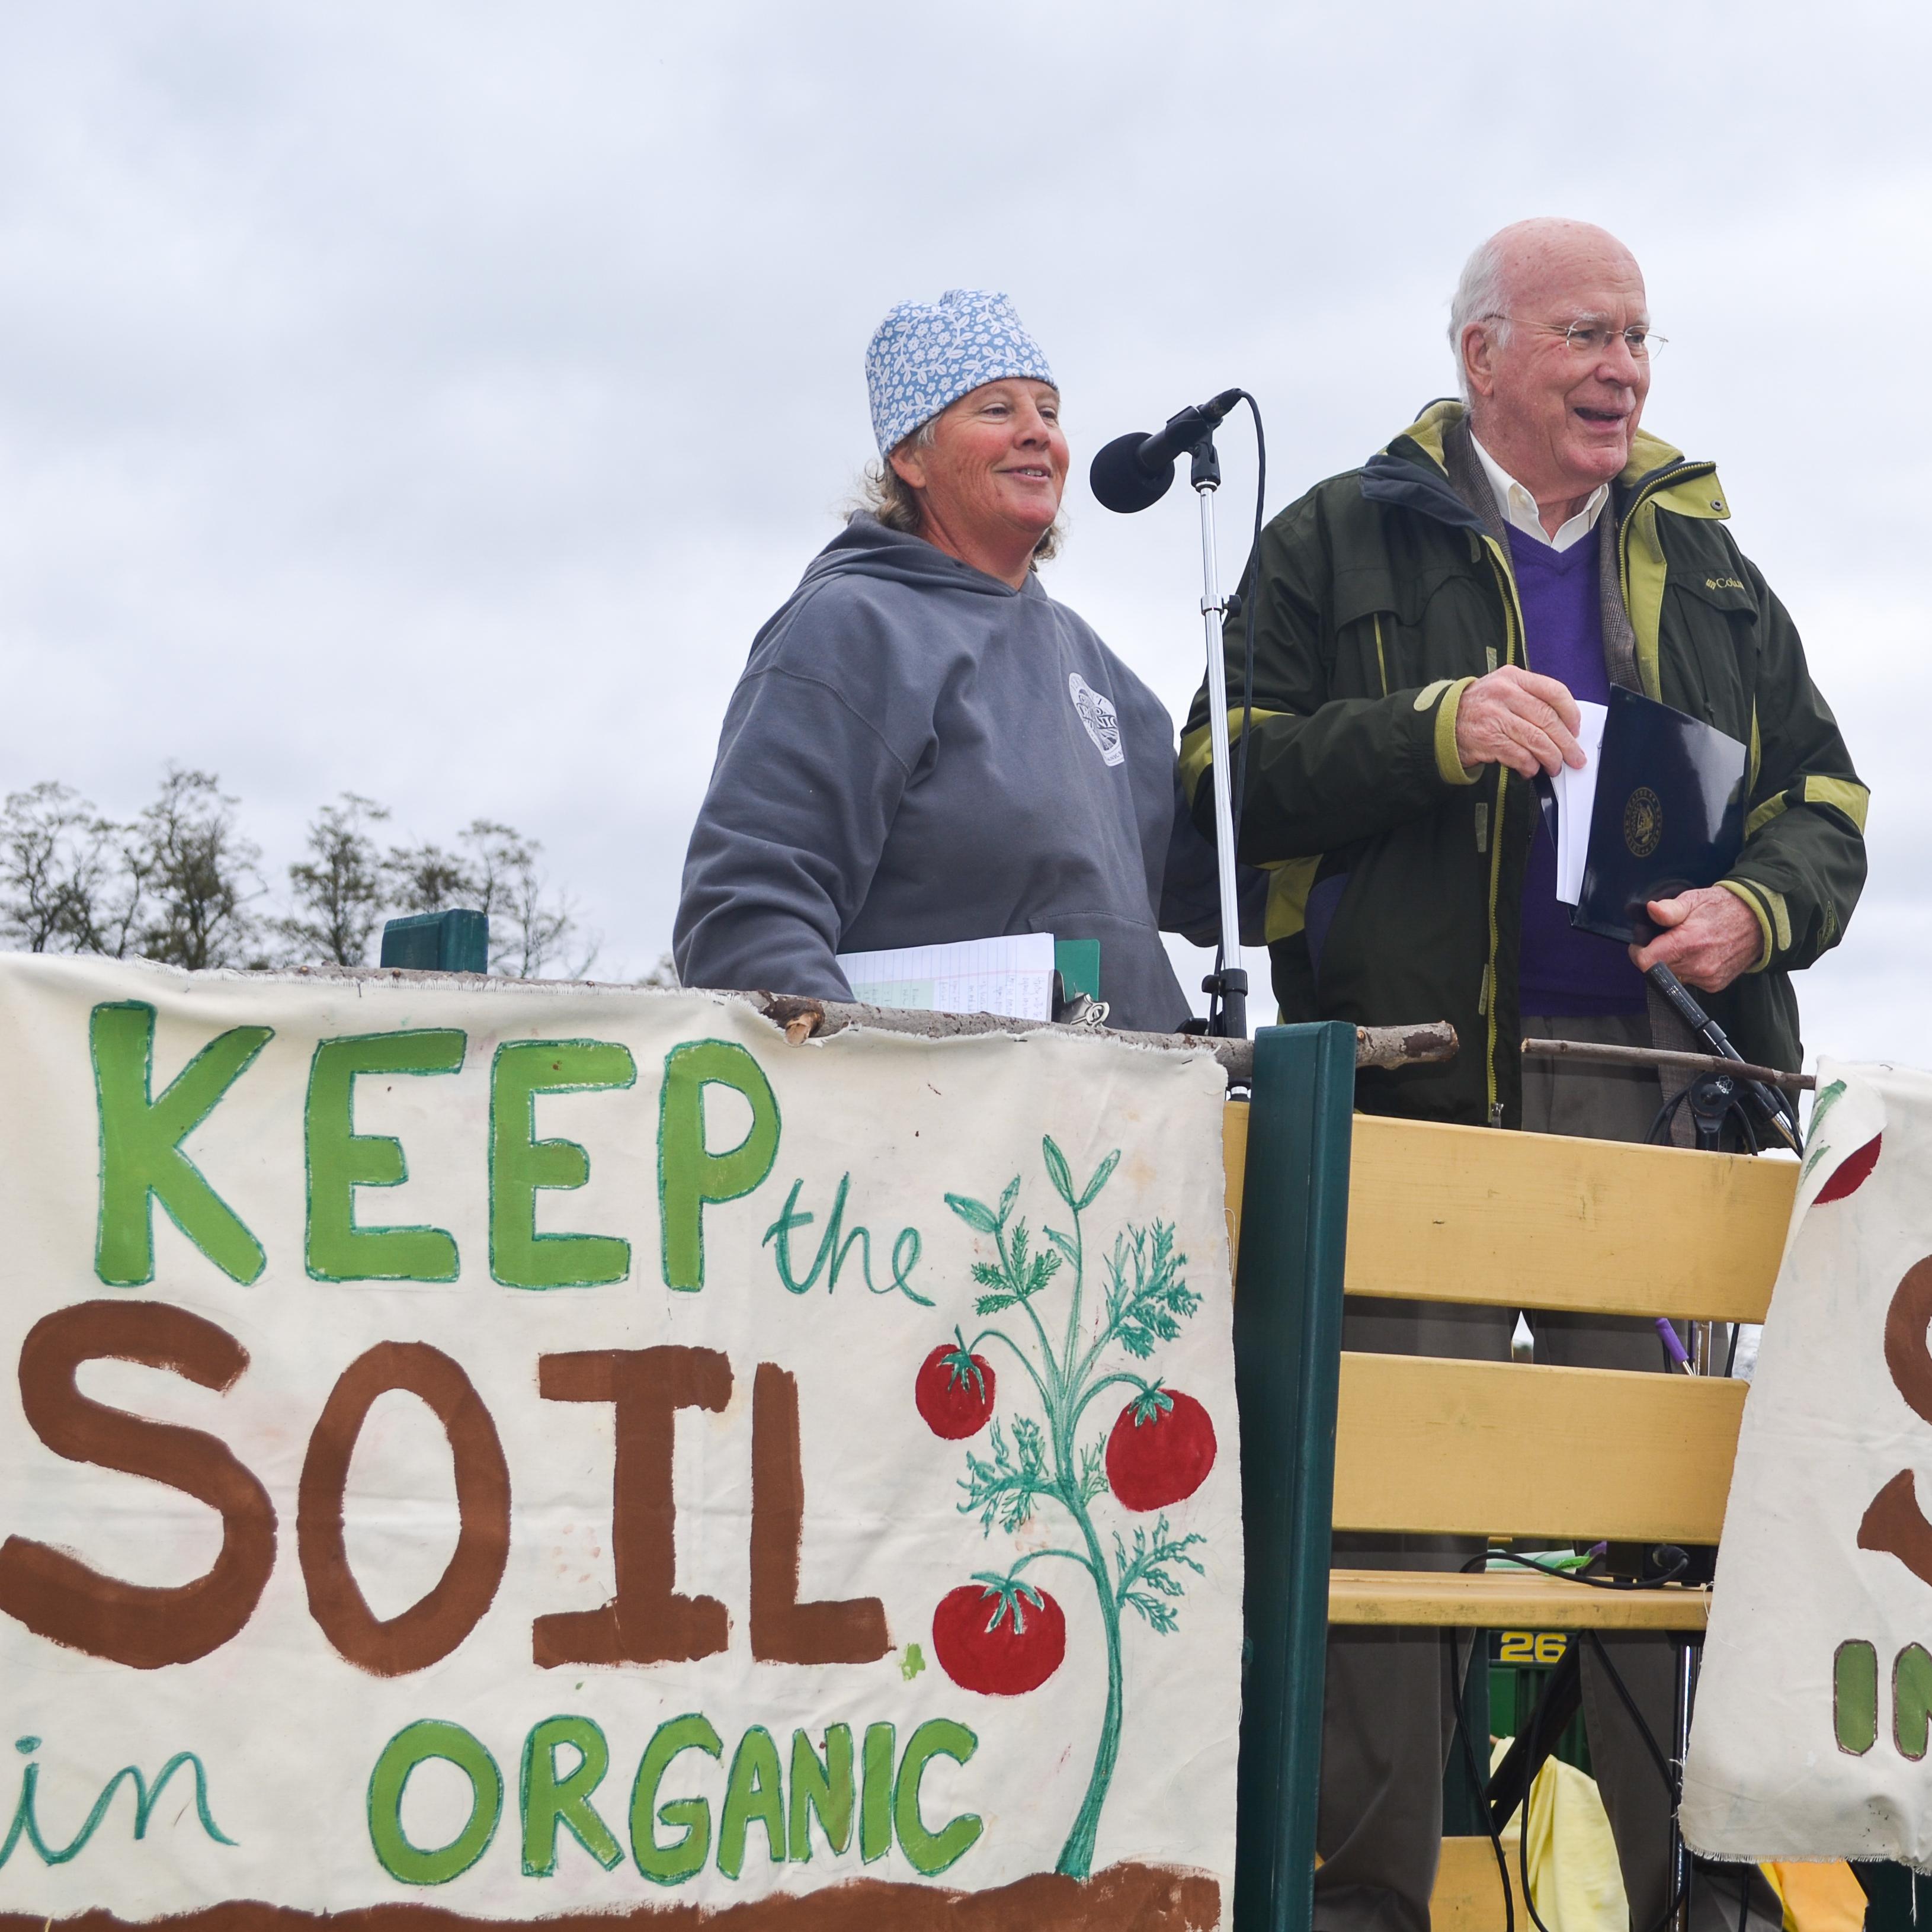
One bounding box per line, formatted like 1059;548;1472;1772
1655;1317;1694;1374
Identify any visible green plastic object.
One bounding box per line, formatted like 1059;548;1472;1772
1857;1863;1927;1930
1053;938;1101;1004
379;909;489;975
1231;1023;1356;1932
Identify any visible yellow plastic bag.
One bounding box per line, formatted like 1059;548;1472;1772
1760;1860;1868;1932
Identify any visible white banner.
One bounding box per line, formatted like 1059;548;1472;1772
1682;1057;1931;1865
0;956;1241;1926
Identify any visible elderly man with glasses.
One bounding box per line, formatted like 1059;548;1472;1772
1185;219;1866;1929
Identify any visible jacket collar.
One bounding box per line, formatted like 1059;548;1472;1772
1360;398;1718;532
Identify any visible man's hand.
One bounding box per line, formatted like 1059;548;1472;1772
1629;887;1763;992
1453;667;1586;778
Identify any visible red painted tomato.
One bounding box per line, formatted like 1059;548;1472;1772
915;1337;995;1439
1106;1387;1217;1512
933;1581;1066;1695
1816;1133;1883;1203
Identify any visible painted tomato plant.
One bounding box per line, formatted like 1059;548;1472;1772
1803;1078;1885;1203
931;1135;1209;1879
1106;1386;1217;1513
933;1578;1066;1695
915;1334;997;1439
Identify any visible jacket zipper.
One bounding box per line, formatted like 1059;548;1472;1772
1473;463;1712;1125
1478;536;1527;1125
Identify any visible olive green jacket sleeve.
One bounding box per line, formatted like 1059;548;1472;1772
1717;558;1869;976
1181;493;1475;860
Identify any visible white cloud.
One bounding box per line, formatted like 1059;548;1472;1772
0;0;1921;1056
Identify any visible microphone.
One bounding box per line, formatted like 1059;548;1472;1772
1089;388;1245;513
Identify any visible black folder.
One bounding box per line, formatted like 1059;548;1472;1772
1571;686;1748;946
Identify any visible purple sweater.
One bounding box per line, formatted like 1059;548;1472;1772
1508;527;1646;1017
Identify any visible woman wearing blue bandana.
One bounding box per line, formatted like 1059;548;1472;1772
674;289;1215;1031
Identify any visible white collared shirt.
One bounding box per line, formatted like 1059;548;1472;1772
1470;434;1608;555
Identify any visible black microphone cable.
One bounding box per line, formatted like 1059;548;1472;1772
1464;1547;1696;1932
1207;390;1265;1034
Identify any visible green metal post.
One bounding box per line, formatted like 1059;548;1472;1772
379;908;488;974
1232;1023;1357;1932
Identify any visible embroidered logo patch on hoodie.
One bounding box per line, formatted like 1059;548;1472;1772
1068;673;1124;767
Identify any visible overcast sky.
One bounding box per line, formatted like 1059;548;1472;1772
0;2;1925;1065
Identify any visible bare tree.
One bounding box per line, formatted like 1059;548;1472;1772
0;771;616;982
277;794;390;966
384;838;480;916
638;952;678;990
0;783;121;953
458;819;597;979
131;767;261;970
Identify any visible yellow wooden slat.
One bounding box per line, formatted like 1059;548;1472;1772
1433;1836;1520;1932
1329;1566;1712;1629
1334;1353;1745;1542
1344;1113;1795;1322
1223;1098;1248;1279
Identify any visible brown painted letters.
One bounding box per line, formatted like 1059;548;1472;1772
533;1345;732;1668
751;1362;887;1664
1860;1258;1932;1586
298;1341;511;1675
0;1300;275;1668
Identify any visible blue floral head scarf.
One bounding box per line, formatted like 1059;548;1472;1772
864;289;1056;458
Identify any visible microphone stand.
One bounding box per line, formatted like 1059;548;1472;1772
1190;434;1247;1040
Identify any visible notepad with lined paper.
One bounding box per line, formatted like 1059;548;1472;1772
836;933;1056;1021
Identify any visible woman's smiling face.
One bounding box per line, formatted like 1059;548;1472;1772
889;380;1068;572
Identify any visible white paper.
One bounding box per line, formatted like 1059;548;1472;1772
0;956;1240;1925
1550;700;1609;905
838;932;1056;1021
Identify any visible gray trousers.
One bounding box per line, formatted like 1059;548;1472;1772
1312;1014;1779;1932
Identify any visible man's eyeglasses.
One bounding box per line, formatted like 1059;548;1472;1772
1484;315;1667;360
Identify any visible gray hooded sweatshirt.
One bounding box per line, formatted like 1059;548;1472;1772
674;515;1201;1031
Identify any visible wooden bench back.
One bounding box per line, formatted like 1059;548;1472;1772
1224;1104;1795;1548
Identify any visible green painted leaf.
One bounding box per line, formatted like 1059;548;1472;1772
946;1193;999;1233
1042;1136;1076;1207
1802;1079;1848;1160
1077;1149;1122;1211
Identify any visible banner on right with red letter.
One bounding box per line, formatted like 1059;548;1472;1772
1683;1059;1932;1865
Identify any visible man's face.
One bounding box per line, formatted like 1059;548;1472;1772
1465;233;1652;504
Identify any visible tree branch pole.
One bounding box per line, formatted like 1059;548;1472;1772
1519;1034;1815;1093
294;967;1459;1086
738;991;1456;1086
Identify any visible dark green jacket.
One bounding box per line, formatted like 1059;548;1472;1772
1183;400;1869;1128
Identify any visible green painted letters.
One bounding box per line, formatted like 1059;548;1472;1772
306;1030;465;1282
490;1040;636;1289
858;1721;893;1864
367;1720;502;1886
629;1712;722;1886
1898;1643;1932;1760
1835;1639;1878;1755
716;1725;784;1880
92;1002;271;1286
658;1040;779;1292
520;1714;621;1876
893;1719;982;1877
787;1724;854;1861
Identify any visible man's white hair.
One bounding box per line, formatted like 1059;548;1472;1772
1447;236;1513;398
